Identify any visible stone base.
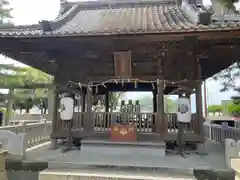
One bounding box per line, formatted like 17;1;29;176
39;168;196;180
81;140;166;157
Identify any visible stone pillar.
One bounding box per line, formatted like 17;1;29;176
0;150;8;180
5;88;14;126
231;158;240;180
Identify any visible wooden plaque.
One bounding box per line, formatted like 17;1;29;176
110;123;137;142
114;51;132;77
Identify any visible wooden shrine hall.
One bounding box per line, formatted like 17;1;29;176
0;0;239;145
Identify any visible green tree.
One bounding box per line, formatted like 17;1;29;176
227;97;240;117
109;92;122;112
0;0;12;24
0;64;52;123
213;63;240;117
208;105;223;115
13;67;52;114
217;0;239;10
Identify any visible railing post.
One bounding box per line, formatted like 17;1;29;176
209;122;212;140
221;122;228;143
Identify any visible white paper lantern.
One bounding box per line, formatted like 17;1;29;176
177;97;191;123
60;97;74;121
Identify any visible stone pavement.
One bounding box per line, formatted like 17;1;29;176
33;140;226;171
24;140;228;179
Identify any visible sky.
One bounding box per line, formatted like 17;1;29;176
0;0;239;108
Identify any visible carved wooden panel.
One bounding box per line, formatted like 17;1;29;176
114;51;132;77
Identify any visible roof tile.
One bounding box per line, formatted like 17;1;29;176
54;5;195;34
0;3;240;37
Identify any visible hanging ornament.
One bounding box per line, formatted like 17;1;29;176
95;85;98;94
121;79;124;87
127;78;130;83
102;83;106;88
88;83;92;91
134;80;137;88
78;82;82;89
151;82;155;90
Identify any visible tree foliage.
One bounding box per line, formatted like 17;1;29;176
213;63;240;92
228;102;240;116
218;0;239;9
208;105;223;113
0;64;52;113
0;0;12;23
213;62;240;117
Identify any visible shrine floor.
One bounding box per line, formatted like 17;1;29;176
26;140;227;176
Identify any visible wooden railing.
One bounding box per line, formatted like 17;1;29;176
55;112;199;134
166;113;199;134
203;122;240;143
0;121;52;149
92;112;156;132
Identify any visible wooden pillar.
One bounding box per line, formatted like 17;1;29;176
105;91;109;112
81;93;85;112
152;91;157;132
105;91;109;127
86;86;93;132
50;83;59;149
48;85;54;121
196;61;204;136
157;80;165;134
157;50;166;135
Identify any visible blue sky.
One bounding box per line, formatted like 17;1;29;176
0;0;239;108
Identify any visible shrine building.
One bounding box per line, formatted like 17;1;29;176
0;0;239;146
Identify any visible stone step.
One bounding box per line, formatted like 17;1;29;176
82;139;166;148
81;140;166;157
39;168;197;180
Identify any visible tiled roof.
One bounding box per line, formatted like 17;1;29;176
0;1;240;37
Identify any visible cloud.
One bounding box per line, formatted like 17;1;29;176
9;0;60;25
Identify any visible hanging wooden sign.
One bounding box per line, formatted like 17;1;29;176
110;123;137;142
114;51;132;77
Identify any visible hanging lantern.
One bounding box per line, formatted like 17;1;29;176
60;93;74;121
